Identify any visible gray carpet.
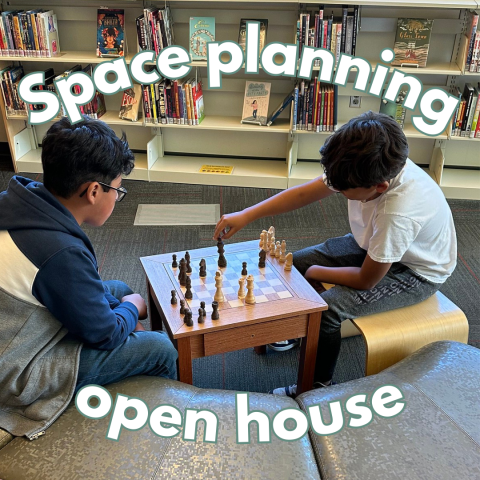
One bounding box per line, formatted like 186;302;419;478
1;158;479;393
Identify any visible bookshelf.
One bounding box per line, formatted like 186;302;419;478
1;0;479;200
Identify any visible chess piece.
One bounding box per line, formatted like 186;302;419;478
217;237;227;268
178;258;187;286
172;254;178;268
269;236;276;256
268;225;275;240
284;252;293;271
275;241;281;258
184;309;193;327
211;301;219;320
179;299;186;314
214;271;225;302
185;251;190;263
185;276;193;300
198;308;205;324
199;259;207;277
238;277;246;298
170;290;177;305
185;252;192;274
280;240;287;263
266;231;272;252
258;249;266;268
241;262;248;277
200;301;206;317
259;231;267;251
245;274;256;304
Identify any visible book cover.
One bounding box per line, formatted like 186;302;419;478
267;90;294;126
392;18;434;68
97;9;125;58
119;84;142;122
380;89;407;129
43;12;60;57
238;19;268;54
189;17;215;61
241;81;271;126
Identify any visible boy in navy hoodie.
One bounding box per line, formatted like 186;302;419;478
0;117;177;438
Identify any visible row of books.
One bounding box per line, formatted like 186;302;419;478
466;12;480;73
451;83;480;139
136;6;175;55
298;5;360;63
293;80;338;132
0;10;60;58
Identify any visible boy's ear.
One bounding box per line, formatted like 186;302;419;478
376;181;389;193
85;183;100;204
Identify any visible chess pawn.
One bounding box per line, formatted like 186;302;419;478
200;301;206;317
184;309;193;327
170;290;177;305
179;299;186;314
241;261;248;277
259;230;267;249
214;271;225;303
211;301;220;320
238;277;246;298
280;240;287;263
185;251;191;263
178;258;187;286
284;252;293;271
198;308;205;324
245;274;256;304
275;241;281;258
172;254;178;268
185;276;193;300
269;236;276;256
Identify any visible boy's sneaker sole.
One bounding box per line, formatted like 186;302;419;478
267;339;300;352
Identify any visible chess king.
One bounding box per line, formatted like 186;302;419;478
213;111;456;399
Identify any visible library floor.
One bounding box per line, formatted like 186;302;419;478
1;157;479;392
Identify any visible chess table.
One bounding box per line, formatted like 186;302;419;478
140;240;328;394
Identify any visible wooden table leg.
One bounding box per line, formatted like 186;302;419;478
254;345;267;355
296;311;322;395
147;280;163;331
177;337;193;384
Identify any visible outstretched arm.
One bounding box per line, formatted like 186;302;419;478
213;176;335;240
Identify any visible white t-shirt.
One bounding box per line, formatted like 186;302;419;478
323;159;457;283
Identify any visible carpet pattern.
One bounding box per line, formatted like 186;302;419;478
1;158;479;393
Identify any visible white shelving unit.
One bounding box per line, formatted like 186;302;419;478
0;0;479;199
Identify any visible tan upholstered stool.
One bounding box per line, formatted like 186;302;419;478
323;284;469;376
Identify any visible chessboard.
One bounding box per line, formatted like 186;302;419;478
166;249;294;315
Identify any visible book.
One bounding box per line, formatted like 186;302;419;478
267;91;294;126
238;19;268;54
392;18;434;68
460;83;475;137
466;12;479;70
97;9;125;58
379;89;407;129
241;81;271;126
189;17;215;61
469;87;480;138
119;85;142;122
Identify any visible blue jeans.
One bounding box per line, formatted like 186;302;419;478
75;280;178;393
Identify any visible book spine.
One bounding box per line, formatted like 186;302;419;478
352;5;359;56
178;85;184;125
308;83;314;131
7;15;16;56
174;80;180;124
0;18;6;55
466;14;479;68
335;24;342;63
303;82;308;130
469;95;480;138
341;5;348;54
333;84;338;131
301;14;307;56
30;13;40;57
345;16;354;55
326;19;332;51
293;84;298;131
316;83;322;132
460;88;474;137
142;84;150;122
465;92;478;136
469;32;480;73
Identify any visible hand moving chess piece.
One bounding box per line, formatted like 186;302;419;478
184;309;193;326
275;241;281;258
214;271;225;302
280;240;287;263
199;259;207;277
284;252;293;271
241;261;248;277
217;237;227;268
178;258;187;286
269;236;276;256
198;308;205;324
170;290;177;305
245;274;256;304
172;254;178;268
211;301;219;320
238;277;246;298
185;276;193;300
179;299;186;314
200;301;206;316
258;249;266;268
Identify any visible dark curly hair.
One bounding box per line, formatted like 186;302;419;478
320;111;409;191
41;116;135;198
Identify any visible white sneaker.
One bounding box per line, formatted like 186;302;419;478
268;339;300;352
269;384;297;398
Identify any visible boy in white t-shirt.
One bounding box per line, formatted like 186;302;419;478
213;111;457;398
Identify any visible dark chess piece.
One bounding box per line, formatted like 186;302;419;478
185;251;191;263
241;261;248;276
258;250;266;268
185;276;193;300
199;259;207;278
200;301;206;317
178;258;187;286
186;252;192;274
179;299;186;314
198;308;205;324
217;237;227;268
170;290;177;305
172;254;178;268
184;309;193;327
211;301;219;320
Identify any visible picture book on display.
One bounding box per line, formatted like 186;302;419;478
238;19;268;54
97;9;125;58
241;81;271;126
189;17;215;61
392;18;434;68
119;84;142;122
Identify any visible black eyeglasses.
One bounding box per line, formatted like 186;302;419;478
79;181;128;202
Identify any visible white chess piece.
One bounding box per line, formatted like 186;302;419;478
275;241;281;258
238;277;246;298
214;271;225;302
269;236;276;256
284;252;293;271
245;274;256;304
266;231;272;252
280;240;287;263
259;230;267;249
268;226;275;242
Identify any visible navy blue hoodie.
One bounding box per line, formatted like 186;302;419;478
0;176;138;349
